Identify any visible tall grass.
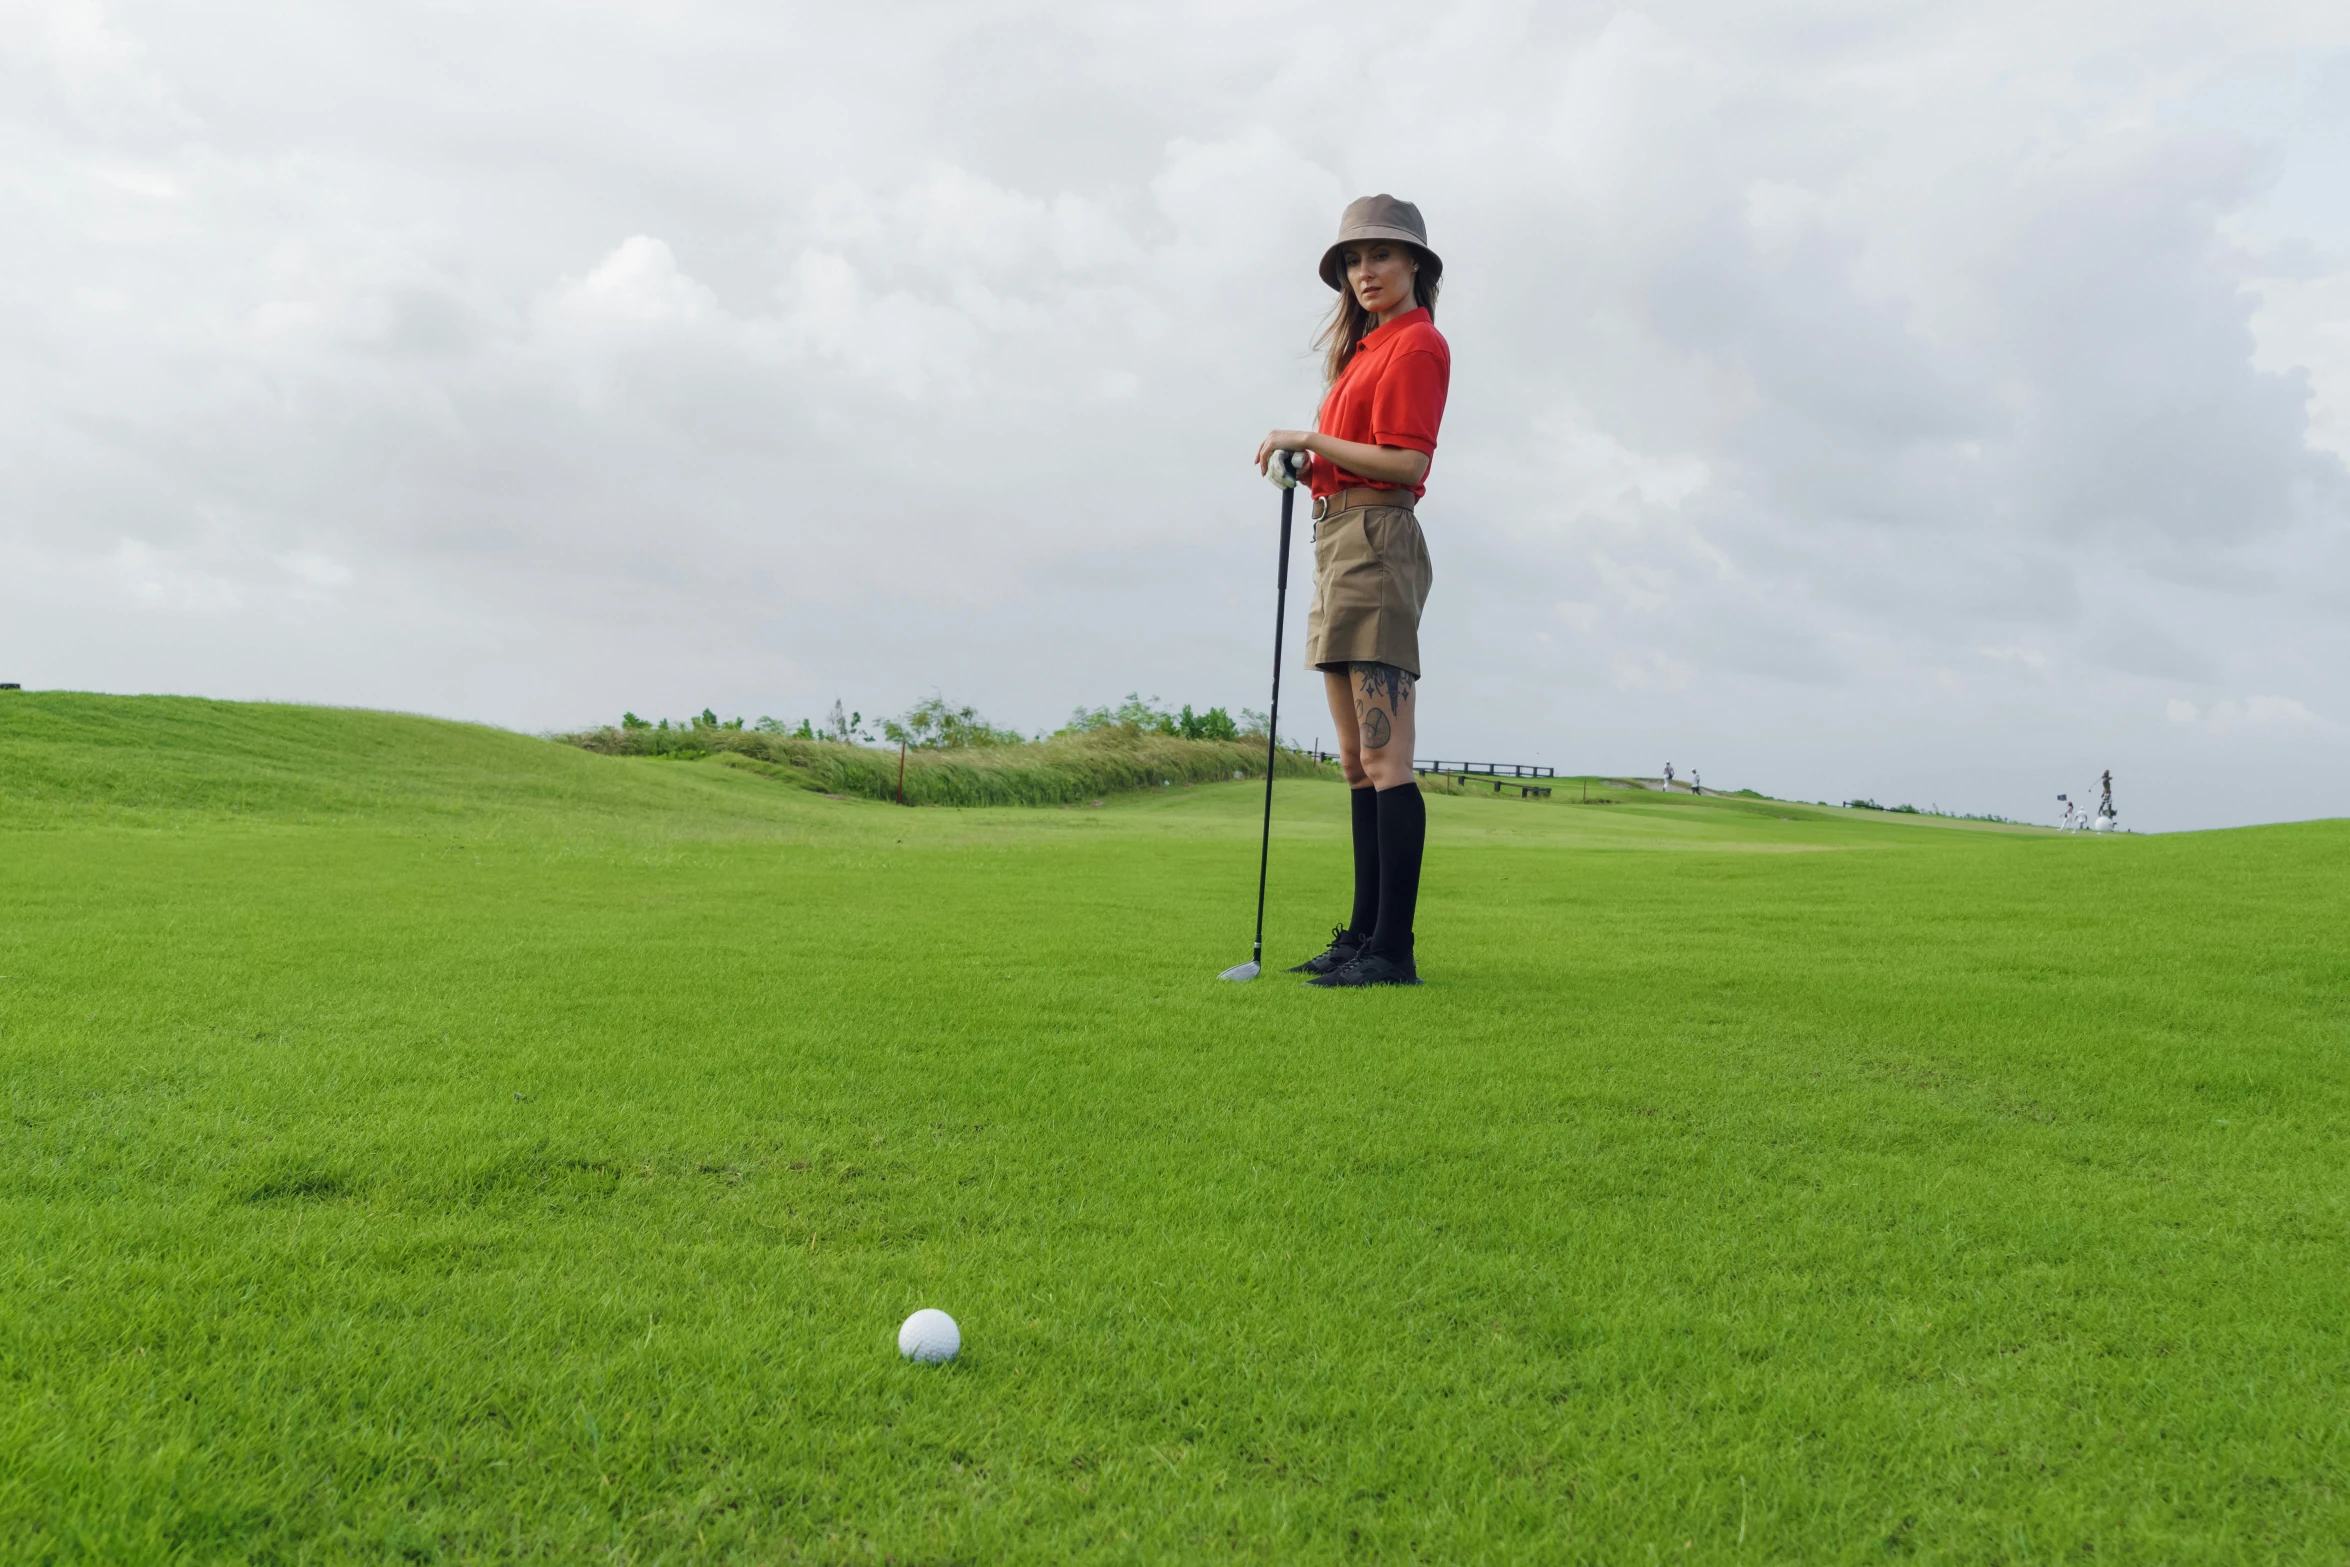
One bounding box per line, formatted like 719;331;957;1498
558;723;1331;807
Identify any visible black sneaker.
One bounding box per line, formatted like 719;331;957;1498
1306;950;1422;988
1286;926;1364;975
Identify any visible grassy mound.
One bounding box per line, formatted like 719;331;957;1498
0;691;750;829
4;692;2346;1561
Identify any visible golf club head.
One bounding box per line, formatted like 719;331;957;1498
1219;960;1261;982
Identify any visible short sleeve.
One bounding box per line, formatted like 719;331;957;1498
1370;346;1448;454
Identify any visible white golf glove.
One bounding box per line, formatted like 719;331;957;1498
1266;448;1311;490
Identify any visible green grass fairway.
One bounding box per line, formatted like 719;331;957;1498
5;694;2348;1563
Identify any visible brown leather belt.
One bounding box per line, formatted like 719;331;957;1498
1311;486;1415;521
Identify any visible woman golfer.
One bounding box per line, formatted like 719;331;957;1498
1255;194;1448;988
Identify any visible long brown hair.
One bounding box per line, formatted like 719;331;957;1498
1317;243;1442;384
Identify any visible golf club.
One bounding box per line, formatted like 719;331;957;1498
1221;447;1311;981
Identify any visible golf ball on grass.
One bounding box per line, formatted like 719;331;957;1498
899;1308;960;1363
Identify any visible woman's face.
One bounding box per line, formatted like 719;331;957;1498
1343;243;1420;319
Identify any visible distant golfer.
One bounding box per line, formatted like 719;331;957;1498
1257;194;1449;987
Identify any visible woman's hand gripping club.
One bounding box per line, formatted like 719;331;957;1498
1264;448;1310;489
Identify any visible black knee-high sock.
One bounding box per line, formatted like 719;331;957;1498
1369;781;1426;964
1347;785;1380;940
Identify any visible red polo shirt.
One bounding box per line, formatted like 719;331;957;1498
1310;307;1450;500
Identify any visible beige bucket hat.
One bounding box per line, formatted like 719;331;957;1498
1318;194;1442;291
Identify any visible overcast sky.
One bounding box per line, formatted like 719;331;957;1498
6;1;2348;830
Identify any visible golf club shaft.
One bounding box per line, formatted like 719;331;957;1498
1251;481;1294;966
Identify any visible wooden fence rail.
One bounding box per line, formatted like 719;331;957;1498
1411;760;1556;778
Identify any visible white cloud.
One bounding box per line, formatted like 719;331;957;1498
276;551;352;598
2209;694;2332;733
106;539;243;612
2248;270;2350;463
546;236;717;331
2164;692;2333;735
1610;648;1698;694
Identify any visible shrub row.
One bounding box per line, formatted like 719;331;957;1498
558;724;1332;807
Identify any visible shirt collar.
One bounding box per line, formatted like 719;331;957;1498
1360;307;1430;347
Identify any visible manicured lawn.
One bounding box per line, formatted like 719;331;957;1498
4;695;2346;1562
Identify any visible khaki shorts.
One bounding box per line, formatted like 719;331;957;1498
1304;500;1433;677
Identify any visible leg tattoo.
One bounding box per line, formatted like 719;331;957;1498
1354;661;1415;711
1352;662;1412;751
